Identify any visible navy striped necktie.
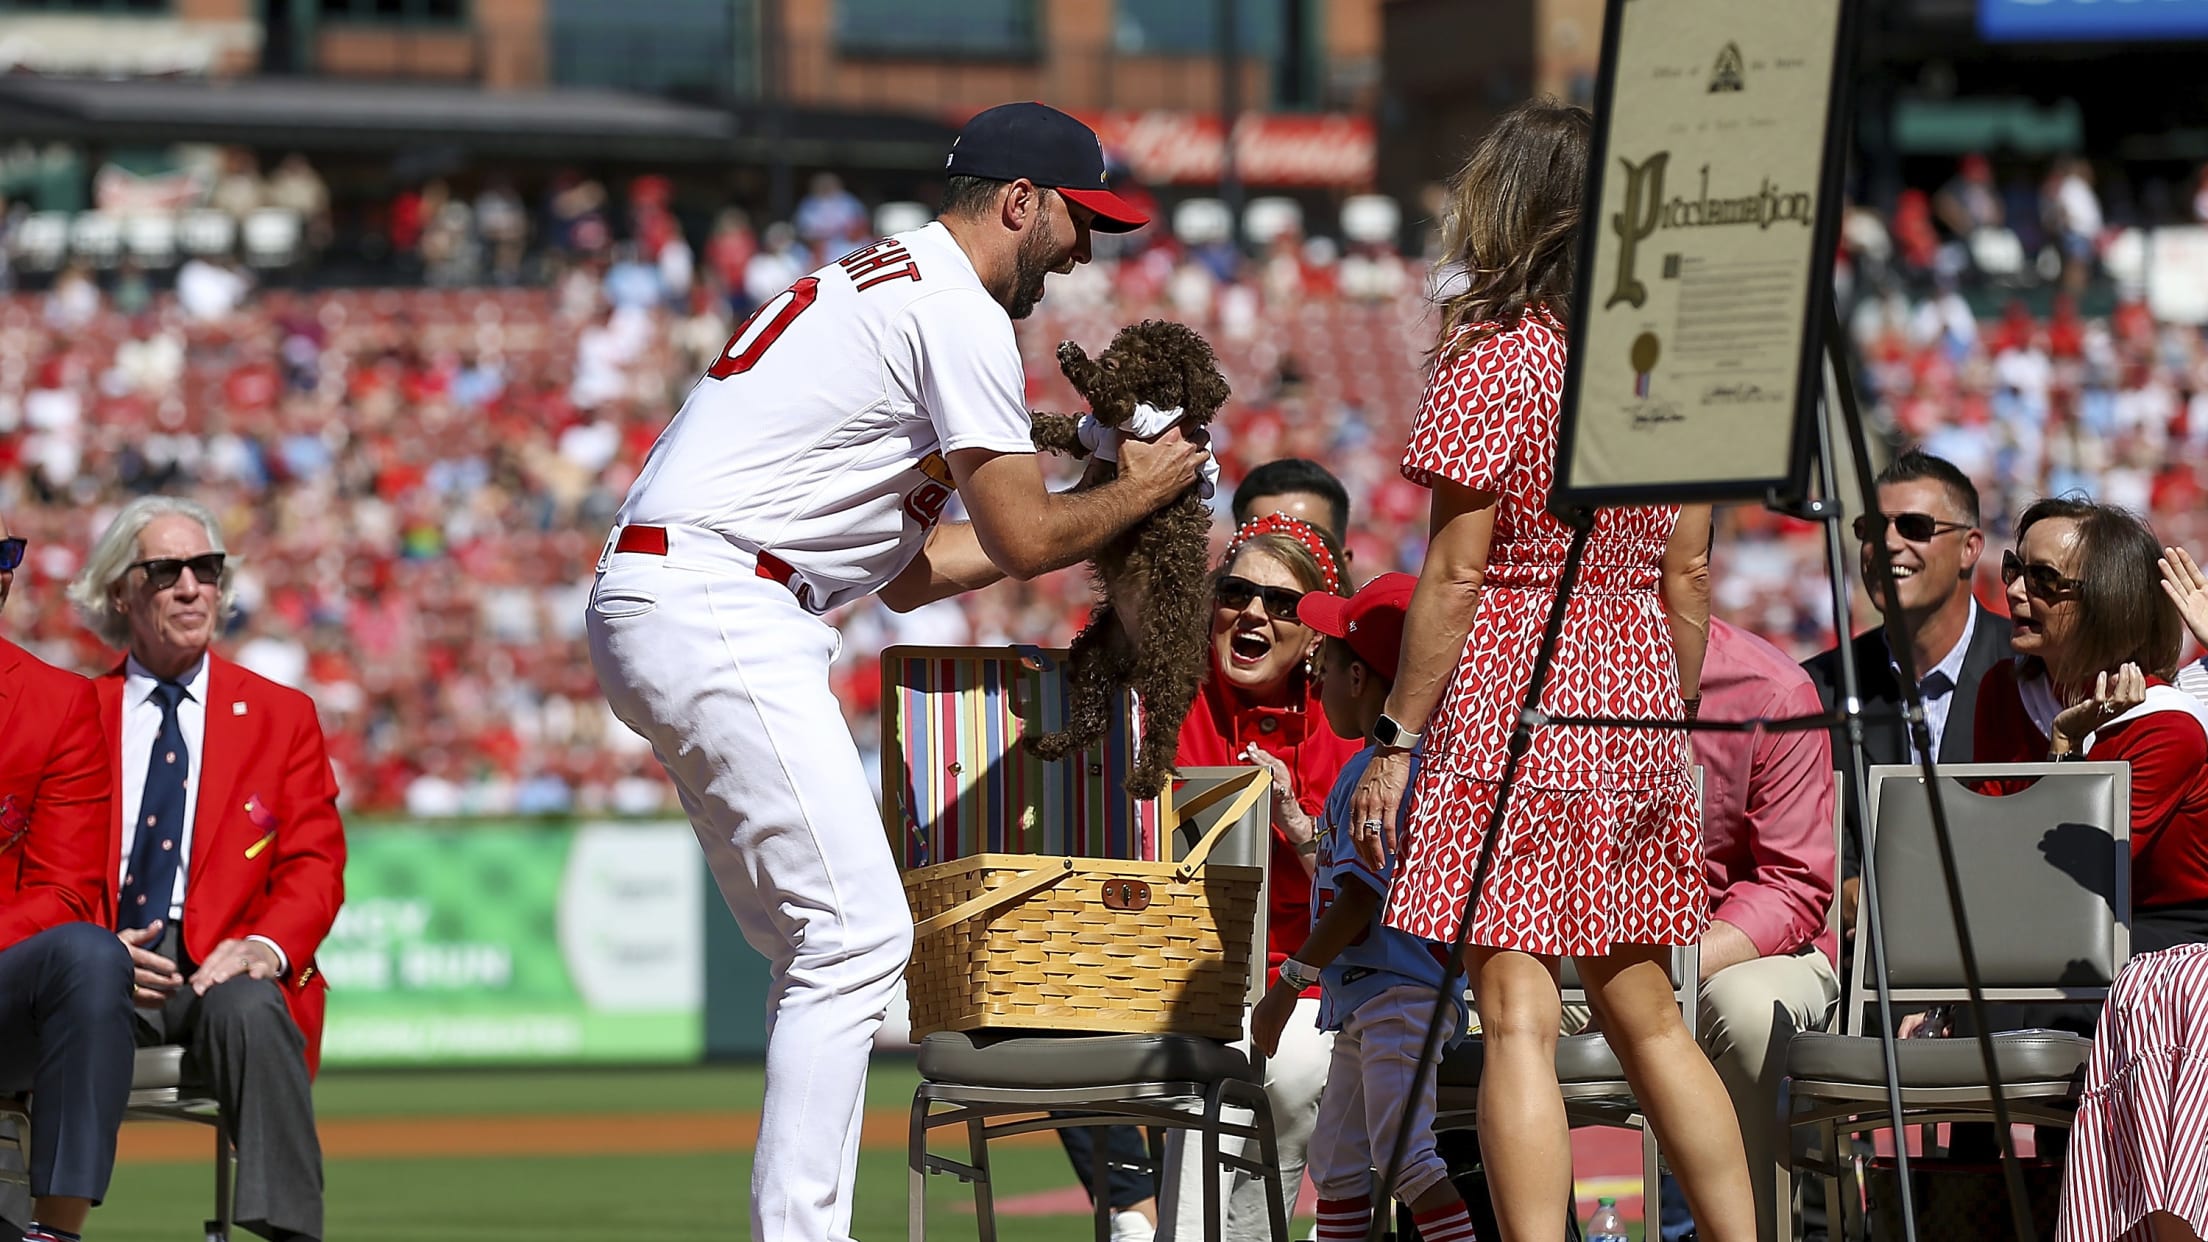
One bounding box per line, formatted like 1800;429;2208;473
119;679;189;931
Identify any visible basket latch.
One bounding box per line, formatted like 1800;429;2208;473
1101;879;1152;911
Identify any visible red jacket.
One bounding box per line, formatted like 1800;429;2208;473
0;637;114;949
1176;661;1363;993
96;654;347;1075
1975;660;2208;910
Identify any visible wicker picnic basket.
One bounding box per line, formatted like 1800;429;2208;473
902;772;1268;1041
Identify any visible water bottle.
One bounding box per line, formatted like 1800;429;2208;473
1586;1196;1629;1242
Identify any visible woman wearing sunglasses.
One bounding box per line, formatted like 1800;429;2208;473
1148;510;1363;1240
1968;504;2208;1241
1971;497;2208;954
1345;100;1754;1241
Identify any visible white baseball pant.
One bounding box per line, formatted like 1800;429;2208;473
587;525;913;1242
1157;995;1334;1242
1305;984;1459;1206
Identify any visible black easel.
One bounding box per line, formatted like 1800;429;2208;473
1365;305;2040;1242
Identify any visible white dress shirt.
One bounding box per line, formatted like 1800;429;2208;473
118;652;288;973
119;653;208;922
1891;605;1978;763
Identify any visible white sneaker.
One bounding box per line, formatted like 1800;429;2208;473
1111;1210;1157;1242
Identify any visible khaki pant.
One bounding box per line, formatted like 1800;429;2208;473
1697;951;1840;1242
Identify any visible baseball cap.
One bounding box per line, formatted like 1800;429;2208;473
946;102;1148;234
1298;572;1416;682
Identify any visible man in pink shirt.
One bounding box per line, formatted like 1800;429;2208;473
1666;617;1840;1242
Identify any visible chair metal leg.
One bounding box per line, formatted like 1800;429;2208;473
211;1121;234;1242
1236;1083;1290;1242
909;1092;931;1242
1641;1120;1661;1228
1202;1085;1226;1242
1092;1126;1113;1242
967;1117;998;1242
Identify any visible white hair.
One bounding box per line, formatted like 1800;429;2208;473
67;496;238;649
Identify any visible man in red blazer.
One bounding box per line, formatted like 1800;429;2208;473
69;497;346;1242
0;512;135;1242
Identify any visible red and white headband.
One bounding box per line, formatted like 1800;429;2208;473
1226;512;1344;596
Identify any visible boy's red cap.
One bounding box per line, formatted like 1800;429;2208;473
1297;572;1415;679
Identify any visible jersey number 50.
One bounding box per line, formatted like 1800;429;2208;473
707;277;820;380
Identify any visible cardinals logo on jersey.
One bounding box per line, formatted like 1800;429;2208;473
902;452;956;529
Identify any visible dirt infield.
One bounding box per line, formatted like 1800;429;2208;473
116;1108;1053;1163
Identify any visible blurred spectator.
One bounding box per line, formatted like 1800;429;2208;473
743;222;807;307
794;172;868;262
265;153;331;254
705;208;760;312
475;179;530;285
209;147;263;219
175;256;249;322
1934;153;2005;240
2045;157;2105;295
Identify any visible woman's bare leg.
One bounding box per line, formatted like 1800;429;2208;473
1577;943;1756;1242
1468;947;1570;1242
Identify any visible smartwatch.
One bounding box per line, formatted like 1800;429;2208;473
1372;713;1422;751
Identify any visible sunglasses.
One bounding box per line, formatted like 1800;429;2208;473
131;553;227;592
2001;549;2082;602
1215;575;1306;621
0;537;22;573
1852;512;1972;543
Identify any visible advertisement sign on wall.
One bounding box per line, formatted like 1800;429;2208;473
1980;0;2208;42
320;821;704;1066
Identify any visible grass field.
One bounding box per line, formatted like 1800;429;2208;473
89;1060;1645;1241
90;1059;1175;1242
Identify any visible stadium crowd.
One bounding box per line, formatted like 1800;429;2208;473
2;152;2205;817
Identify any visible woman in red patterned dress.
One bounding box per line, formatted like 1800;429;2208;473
1345;101;1755;1240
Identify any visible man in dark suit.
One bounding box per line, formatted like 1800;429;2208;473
1803;450;2013;950
0;511;135;1242
68;497;346;1242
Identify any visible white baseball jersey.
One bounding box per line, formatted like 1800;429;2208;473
615;222;1037;611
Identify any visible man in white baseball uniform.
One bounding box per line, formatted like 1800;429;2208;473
586;101;1213;1242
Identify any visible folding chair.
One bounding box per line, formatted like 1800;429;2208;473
1780;762;2129;1242
908;766;1287;1242
1432;769;1705;1208
0;1046;233;1241
127;1045;235;1241
1432;943;1701;1215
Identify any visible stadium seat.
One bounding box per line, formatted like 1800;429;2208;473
242;208;303;269
1173;198;1233;248
1339;195;1401;246
124;212;181;269
907;767;1286;1242
1242;197;1302;247
1969;227;2027;280
179;209;237;258
10;212;70;272
69;212;124;270
875;200;932;238
1780;762;2129;1242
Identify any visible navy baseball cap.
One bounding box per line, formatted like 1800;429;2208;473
946;102;1148;233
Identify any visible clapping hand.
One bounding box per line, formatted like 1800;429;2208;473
2052;663;2148;749
2161;546;2208;649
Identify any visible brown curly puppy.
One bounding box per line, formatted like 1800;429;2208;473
1025;319;1230;800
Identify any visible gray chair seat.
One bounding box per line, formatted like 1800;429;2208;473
132;1045;188;1092
1787;1029;2091;1089
1436;1032;1629;1090
918;1030;1257;1089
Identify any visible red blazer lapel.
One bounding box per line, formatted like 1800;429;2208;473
189;655;248;897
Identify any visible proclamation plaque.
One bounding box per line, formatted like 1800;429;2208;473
1555;0;1854;507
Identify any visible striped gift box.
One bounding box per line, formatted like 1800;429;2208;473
880;645;1163;868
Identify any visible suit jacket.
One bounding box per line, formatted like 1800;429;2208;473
96;653;346;1075
1803;602;2014;875
0;636;114;951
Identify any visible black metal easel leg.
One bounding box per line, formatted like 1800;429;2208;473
1820;299;2036;1242
1367;509;1600;1242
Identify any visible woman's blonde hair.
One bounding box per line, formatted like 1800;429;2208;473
1429;99;1593;364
